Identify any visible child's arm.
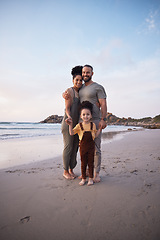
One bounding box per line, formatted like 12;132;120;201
95;126;102;138
68;119;74;136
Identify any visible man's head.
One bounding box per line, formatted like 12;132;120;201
82;64;94;83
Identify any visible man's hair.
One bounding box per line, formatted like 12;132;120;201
79;101;93;114
83;64;93;71
71;65;83;79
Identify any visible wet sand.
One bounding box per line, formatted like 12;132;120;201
0;129;160;240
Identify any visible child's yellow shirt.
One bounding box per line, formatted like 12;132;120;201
73;122;97;141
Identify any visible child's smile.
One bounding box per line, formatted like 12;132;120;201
80;108;92;124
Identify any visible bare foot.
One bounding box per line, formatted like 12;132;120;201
87;178;94;186
79;179;86;186
63;172;73;180
70;173;77;178
93;173;101;183
69;169;77;179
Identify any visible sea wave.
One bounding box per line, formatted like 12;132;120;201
0;122;142;140
0;122;62;140
0;133;58;140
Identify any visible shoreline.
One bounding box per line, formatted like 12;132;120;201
0;128;143;170
0;129;160;240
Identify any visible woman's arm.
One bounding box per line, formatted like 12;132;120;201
67;119;74;136
65;99;72;119
64;88;73;119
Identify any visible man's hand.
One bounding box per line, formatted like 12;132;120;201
99;119;107;129
62;90;70;100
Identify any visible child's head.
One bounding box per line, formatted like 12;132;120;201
79;101;93;123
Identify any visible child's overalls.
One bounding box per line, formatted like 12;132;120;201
79;122;95;179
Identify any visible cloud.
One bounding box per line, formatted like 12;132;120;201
137;9;160;34
145;11;156;31
0;35;159;121
102;56;160;118
55;45;160;119
57;38;132;75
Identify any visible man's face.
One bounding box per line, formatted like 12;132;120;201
82;66;93;83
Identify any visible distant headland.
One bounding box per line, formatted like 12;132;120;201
40;113;160;129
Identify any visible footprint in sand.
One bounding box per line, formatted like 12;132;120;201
130;169;138;174
145;183;152;189
19;216;31;224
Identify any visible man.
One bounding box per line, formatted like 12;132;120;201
79;65;107;182
63;64;107;182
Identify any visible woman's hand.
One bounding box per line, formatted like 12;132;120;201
65;117;72;125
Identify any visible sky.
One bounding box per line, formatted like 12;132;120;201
0;0;160;122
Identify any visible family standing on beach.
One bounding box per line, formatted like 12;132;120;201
61;64;107;186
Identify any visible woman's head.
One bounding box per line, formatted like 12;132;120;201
71;66;83;90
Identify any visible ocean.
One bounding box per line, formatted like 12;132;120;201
0;122;142;169
0;122;141;141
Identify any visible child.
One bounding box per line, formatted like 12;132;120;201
67;101;102;186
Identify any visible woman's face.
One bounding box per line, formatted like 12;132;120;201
73;75;83;89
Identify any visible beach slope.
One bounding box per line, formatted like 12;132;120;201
0;129;160;240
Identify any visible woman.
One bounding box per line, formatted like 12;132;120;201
61;66;83;180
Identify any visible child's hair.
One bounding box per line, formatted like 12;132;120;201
79;101;93;115
71;65;83;79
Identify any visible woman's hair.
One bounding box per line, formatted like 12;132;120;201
71;65;83;79
79;101;93;114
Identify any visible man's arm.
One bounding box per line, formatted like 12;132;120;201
62;90;71;100
98;98;107;129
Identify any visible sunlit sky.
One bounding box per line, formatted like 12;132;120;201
0;0;160;122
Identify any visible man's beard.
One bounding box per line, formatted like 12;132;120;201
83;76;91;82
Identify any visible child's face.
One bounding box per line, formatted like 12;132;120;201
80;108;92;123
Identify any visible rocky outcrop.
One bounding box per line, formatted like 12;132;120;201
40;113;160;129
106;113;160;129
40;115;63;123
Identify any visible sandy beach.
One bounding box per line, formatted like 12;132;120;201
0;129;160;240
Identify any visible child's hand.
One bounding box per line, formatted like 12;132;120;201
99;119;107;129
95;125;103;138
65;117;72;125
99;125;103;131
